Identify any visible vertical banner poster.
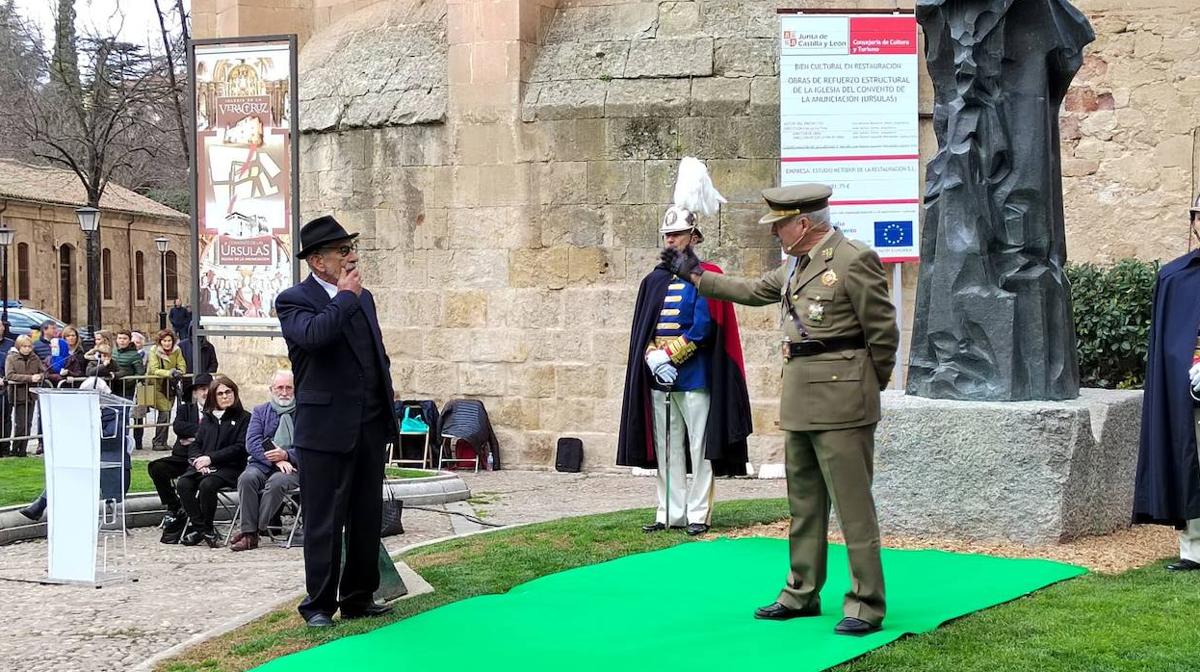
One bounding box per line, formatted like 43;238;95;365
778;14;919;262
191;38;297;330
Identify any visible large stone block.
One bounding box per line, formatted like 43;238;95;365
714;38;777;78
586;160;646;204
528;41;629;83
624;37;714;78
605;78;691;117
689;77;750;116
604;117;680;161
874;390;1142;544
545;4;658;44
523;80;608;121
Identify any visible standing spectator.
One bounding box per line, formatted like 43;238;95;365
142;330;186;451
47;325;88;385
0;321;14;449
181;335;219;377
112;329;145;424
233;370;299;551
169;300;193;342
148;373;211;543
176;375;250;547
129;331;150;449
84;330;114;362
5;335;45;457
85;344;120;380
33;321;64;363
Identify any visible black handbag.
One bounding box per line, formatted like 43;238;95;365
380;489;404;536
555;437;583;473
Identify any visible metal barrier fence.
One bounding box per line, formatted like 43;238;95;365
0;373;196;452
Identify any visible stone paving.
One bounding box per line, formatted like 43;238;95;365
0;471;784;671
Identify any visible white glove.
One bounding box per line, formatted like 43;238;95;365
645;348;670;372
653;362;678;387
1190;362;1200;392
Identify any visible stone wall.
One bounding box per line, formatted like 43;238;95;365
0;200;190;336
194;0;1200;470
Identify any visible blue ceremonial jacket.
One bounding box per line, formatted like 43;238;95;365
654;280;712;391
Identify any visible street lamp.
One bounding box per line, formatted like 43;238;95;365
155;236;169;331
75;206;101;340
0;222;14;327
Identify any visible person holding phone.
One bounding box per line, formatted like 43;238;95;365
232;369;300;552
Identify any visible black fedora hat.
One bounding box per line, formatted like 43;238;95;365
296;215;359;259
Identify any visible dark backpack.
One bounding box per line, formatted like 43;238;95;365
555;437;583;473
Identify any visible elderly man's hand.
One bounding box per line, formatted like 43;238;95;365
193;455;212;470
278;461;296;475
265;448;288;463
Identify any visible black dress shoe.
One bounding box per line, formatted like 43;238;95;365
835;617;882;636
341;603;393;620
754;602;820;620
305;613;334;628
18;504;45;521
642;522;667;533
202;529;224;548
685;523;709;537
180;527;204;546
1167;559;1200;572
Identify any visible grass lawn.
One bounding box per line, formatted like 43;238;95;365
156;498;1200;672
0;457;431;508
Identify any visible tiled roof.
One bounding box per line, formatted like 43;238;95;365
0;158;188;221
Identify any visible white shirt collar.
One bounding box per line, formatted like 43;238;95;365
312;274;338;299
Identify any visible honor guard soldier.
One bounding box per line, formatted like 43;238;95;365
618;158;754;537
661;184;899;636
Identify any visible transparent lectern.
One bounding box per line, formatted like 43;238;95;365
38;387;136;586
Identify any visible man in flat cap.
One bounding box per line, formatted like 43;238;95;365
662;184;898;636
275;215;399;627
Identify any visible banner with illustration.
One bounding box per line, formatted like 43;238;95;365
190;37;297;331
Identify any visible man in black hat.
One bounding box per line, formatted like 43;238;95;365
275;215;399;628
148;372;213;543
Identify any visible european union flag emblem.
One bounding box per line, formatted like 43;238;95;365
874;220;913;248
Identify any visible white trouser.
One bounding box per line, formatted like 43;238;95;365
1186;409;1200;561
1181;519;1200;562
651;388;714;527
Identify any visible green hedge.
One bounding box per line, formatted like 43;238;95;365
1066;258;1158;389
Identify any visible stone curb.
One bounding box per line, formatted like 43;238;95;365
0;473;471;546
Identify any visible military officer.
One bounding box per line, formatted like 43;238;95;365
661;184;898;636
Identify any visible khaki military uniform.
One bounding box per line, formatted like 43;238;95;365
697;228;898;625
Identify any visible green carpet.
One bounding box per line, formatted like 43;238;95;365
256;538;1086;672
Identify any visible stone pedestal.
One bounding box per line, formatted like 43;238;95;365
874;389;1141;545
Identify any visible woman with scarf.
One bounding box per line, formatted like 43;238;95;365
176;374;250;547
232;369;299;551
141;330;187;451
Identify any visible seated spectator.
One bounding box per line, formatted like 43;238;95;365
5;335;45;458
148;373;211;544
142;329;186;451
232;369;299;552
175;374;250;547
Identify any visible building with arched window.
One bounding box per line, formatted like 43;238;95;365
0;159;191;335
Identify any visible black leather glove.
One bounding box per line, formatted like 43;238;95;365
660;246;703;281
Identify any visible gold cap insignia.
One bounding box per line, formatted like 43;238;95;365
821;270;838;287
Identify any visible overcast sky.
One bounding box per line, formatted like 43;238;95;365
13;0;191;53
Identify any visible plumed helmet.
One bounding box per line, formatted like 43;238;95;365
659;157;727;242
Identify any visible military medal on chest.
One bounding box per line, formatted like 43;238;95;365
821;270;838;287
807;301;825;323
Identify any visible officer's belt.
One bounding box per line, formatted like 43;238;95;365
784;335;866;359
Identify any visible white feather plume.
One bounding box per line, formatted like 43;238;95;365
672;157;726;217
